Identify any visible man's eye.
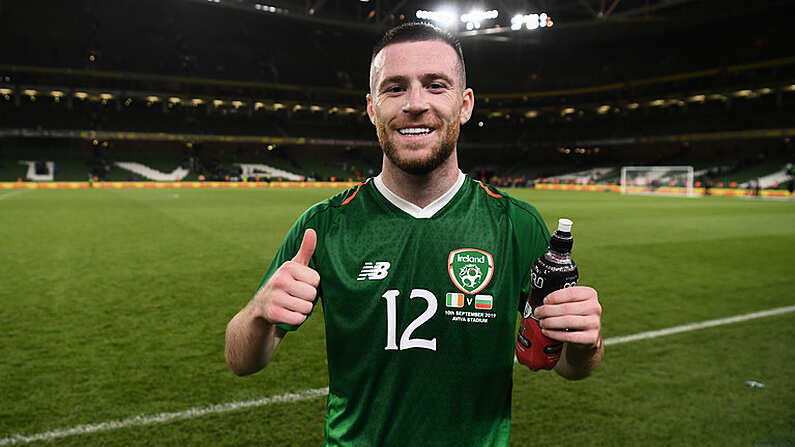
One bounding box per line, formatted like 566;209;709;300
387;86;403;93
429;83;446;90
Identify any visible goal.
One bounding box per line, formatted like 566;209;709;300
620;166;695;197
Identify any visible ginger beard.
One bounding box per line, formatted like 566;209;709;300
375;116;460;176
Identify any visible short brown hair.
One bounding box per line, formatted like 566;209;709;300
371;21;466;87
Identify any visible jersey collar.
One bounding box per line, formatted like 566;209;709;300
372;170;465;219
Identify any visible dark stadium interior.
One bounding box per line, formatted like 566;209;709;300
1;0;794;187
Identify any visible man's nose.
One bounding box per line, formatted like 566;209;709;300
402;86;429;115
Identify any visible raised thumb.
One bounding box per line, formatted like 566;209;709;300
292;229;317;265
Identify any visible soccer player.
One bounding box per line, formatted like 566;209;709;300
225;22;603;445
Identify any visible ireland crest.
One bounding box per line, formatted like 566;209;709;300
448;248;494;295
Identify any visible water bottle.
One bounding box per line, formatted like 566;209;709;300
516;218;579;370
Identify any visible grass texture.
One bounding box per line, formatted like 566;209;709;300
0;188;793;446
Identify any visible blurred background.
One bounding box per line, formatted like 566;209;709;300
1;0;793;190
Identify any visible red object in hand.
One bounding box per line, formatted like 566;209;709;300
516;314;562;370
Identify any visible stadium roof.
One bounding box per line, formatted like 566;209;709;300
184;0;794;44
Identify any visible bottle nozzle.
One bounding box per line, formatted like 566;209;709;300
557;218;573;233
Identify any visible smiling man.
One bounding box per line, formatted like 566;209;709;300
225;22;603;446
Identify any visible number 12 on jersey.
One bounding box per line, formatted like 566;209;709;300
382;289;438;351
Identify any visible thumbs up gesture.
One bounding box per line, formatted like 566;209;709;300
254;229;321;326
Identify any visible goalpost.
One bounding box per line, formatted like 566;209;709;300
620;166;695;197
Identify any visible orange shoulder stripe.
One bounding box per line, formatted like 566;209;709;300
477;180;503;198
342;178;371;205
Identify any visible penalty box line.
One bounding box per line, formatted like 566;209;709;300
2;305;794;446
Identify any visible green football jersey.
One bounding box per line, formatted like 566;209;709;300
258;172;550;446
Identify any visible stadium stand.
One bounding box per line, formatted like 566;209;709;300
1;0;794;192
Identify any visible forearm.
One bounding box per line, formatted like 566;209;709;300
554;335;604;380
225;304;284;376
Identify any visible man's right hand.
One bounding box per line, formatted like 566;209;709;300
254;229;320;326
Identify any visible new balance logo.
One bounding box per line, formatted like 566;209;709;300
357;262;391;280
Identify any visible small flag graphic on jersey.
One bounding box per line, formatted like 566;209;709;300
474;294;493;310
446;293;464;308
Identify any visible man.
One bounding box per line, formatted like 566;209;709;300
225;22;603;445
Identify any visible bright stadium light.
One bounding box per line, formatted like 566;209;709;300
254;4;283;13
461;9;497;30
416;9;456;27
511;12;552;30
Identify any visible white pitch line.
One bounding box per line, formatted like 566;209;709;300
0;388;329;446
3;305;795;446
0;191;25;201
604;304;795;346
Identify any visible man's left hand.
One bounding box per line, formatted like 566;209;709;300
532;286;602;348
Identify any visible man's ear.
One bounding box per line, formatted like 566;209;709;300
366;93;376;125
459;88;475;125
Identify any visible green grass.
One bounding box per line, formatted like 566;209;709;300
1;188;793;446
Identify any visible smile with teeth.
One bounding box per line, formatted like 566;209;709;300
398;127;434;136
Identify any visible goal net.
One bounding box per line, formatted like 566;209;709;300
620;166;695;197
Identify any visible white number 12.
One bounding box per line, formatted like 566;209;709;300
381;289;437;351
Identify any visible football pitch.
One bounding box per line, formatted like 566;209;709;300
1;187;793;446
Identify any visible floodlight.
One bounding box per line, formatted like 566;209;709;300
511;13;551;30
416;9;456;27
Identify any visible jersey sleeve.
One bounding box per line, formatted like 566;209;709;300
508;199;551;310
255;206;323;332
